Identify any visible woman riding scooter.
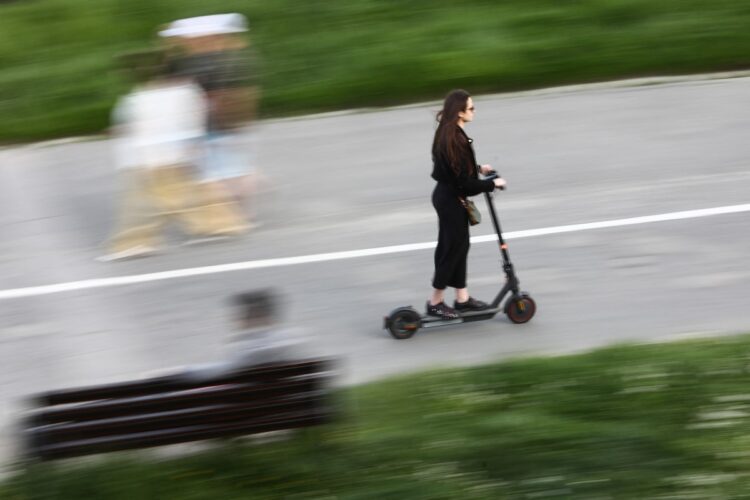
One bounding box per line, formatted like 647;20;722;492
426;89;507;319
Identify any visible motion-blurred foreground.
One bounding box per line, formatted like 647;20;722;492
7;337;750;497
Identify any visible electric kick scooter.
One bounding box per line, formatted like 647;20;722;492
384;173;536;339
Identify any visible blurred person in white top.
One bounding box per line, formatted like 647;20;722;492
113;70;206;171
100;49;247;261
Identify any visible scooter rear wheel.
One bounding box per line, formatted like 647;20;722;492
386;308;421;339
506;295;536;324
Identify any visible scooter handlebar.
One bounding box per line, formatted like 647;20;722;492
483;171;505;190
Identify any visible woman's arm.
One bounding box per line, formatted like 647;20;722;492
456;168;495;196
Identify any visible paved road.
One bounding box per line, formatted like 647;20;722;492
1;75;749;467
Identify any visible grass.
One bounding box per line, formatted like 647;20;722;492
1;0;750;143
5;334;750;498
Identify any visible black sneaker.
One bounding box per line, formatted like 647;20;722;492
425;301;460;319
454;297;490;312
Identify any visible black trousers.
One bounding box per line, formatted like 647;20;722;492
432;183;470;290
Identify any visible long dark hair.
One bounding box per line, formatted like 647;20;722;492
432;89;472;175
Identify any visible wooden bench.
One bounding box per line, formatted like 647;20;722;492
23;358;335;461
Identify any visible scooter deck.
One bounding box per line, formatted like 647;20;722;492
420;307;501;328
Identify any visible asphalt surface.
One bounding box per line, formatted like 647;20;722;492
1;75;749;467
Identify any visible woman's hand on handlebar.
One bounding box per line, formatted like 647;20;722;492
479;164;505;189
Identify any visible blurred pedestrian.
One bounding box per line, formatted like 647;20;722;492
426;89;507;318
180;289;308;382
99;49;246;261
160;13;264;228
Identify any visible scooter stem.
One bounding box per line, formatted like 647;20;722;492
484;189;511;265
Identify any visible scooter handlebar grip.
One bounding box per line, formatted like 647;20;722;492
483;172;505;190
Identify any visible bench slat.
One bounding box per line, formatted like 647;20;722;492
28;392;328;443
33;409;332;460
30;375;330;425
36;359;332;406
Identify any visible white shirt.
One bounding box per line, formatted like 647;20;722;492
112;81;207;169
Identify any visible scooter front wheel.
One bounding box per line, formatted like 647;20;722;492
505;294;536;324
385;307;421;339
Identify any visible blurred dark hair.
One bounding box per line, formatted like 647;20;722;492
432;89;473;175
232;289;277;324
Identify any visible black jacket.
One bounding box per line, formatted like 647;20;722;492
431;127;495;197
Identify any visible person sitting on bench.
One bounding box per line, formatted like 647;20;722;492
181;289;307;382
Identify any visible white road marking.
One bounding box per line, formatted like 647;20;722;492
0;204;748;300
471;203;750;243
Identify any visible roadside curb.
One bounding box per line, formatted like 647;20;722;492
5;70;750;149
263;70;750;123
